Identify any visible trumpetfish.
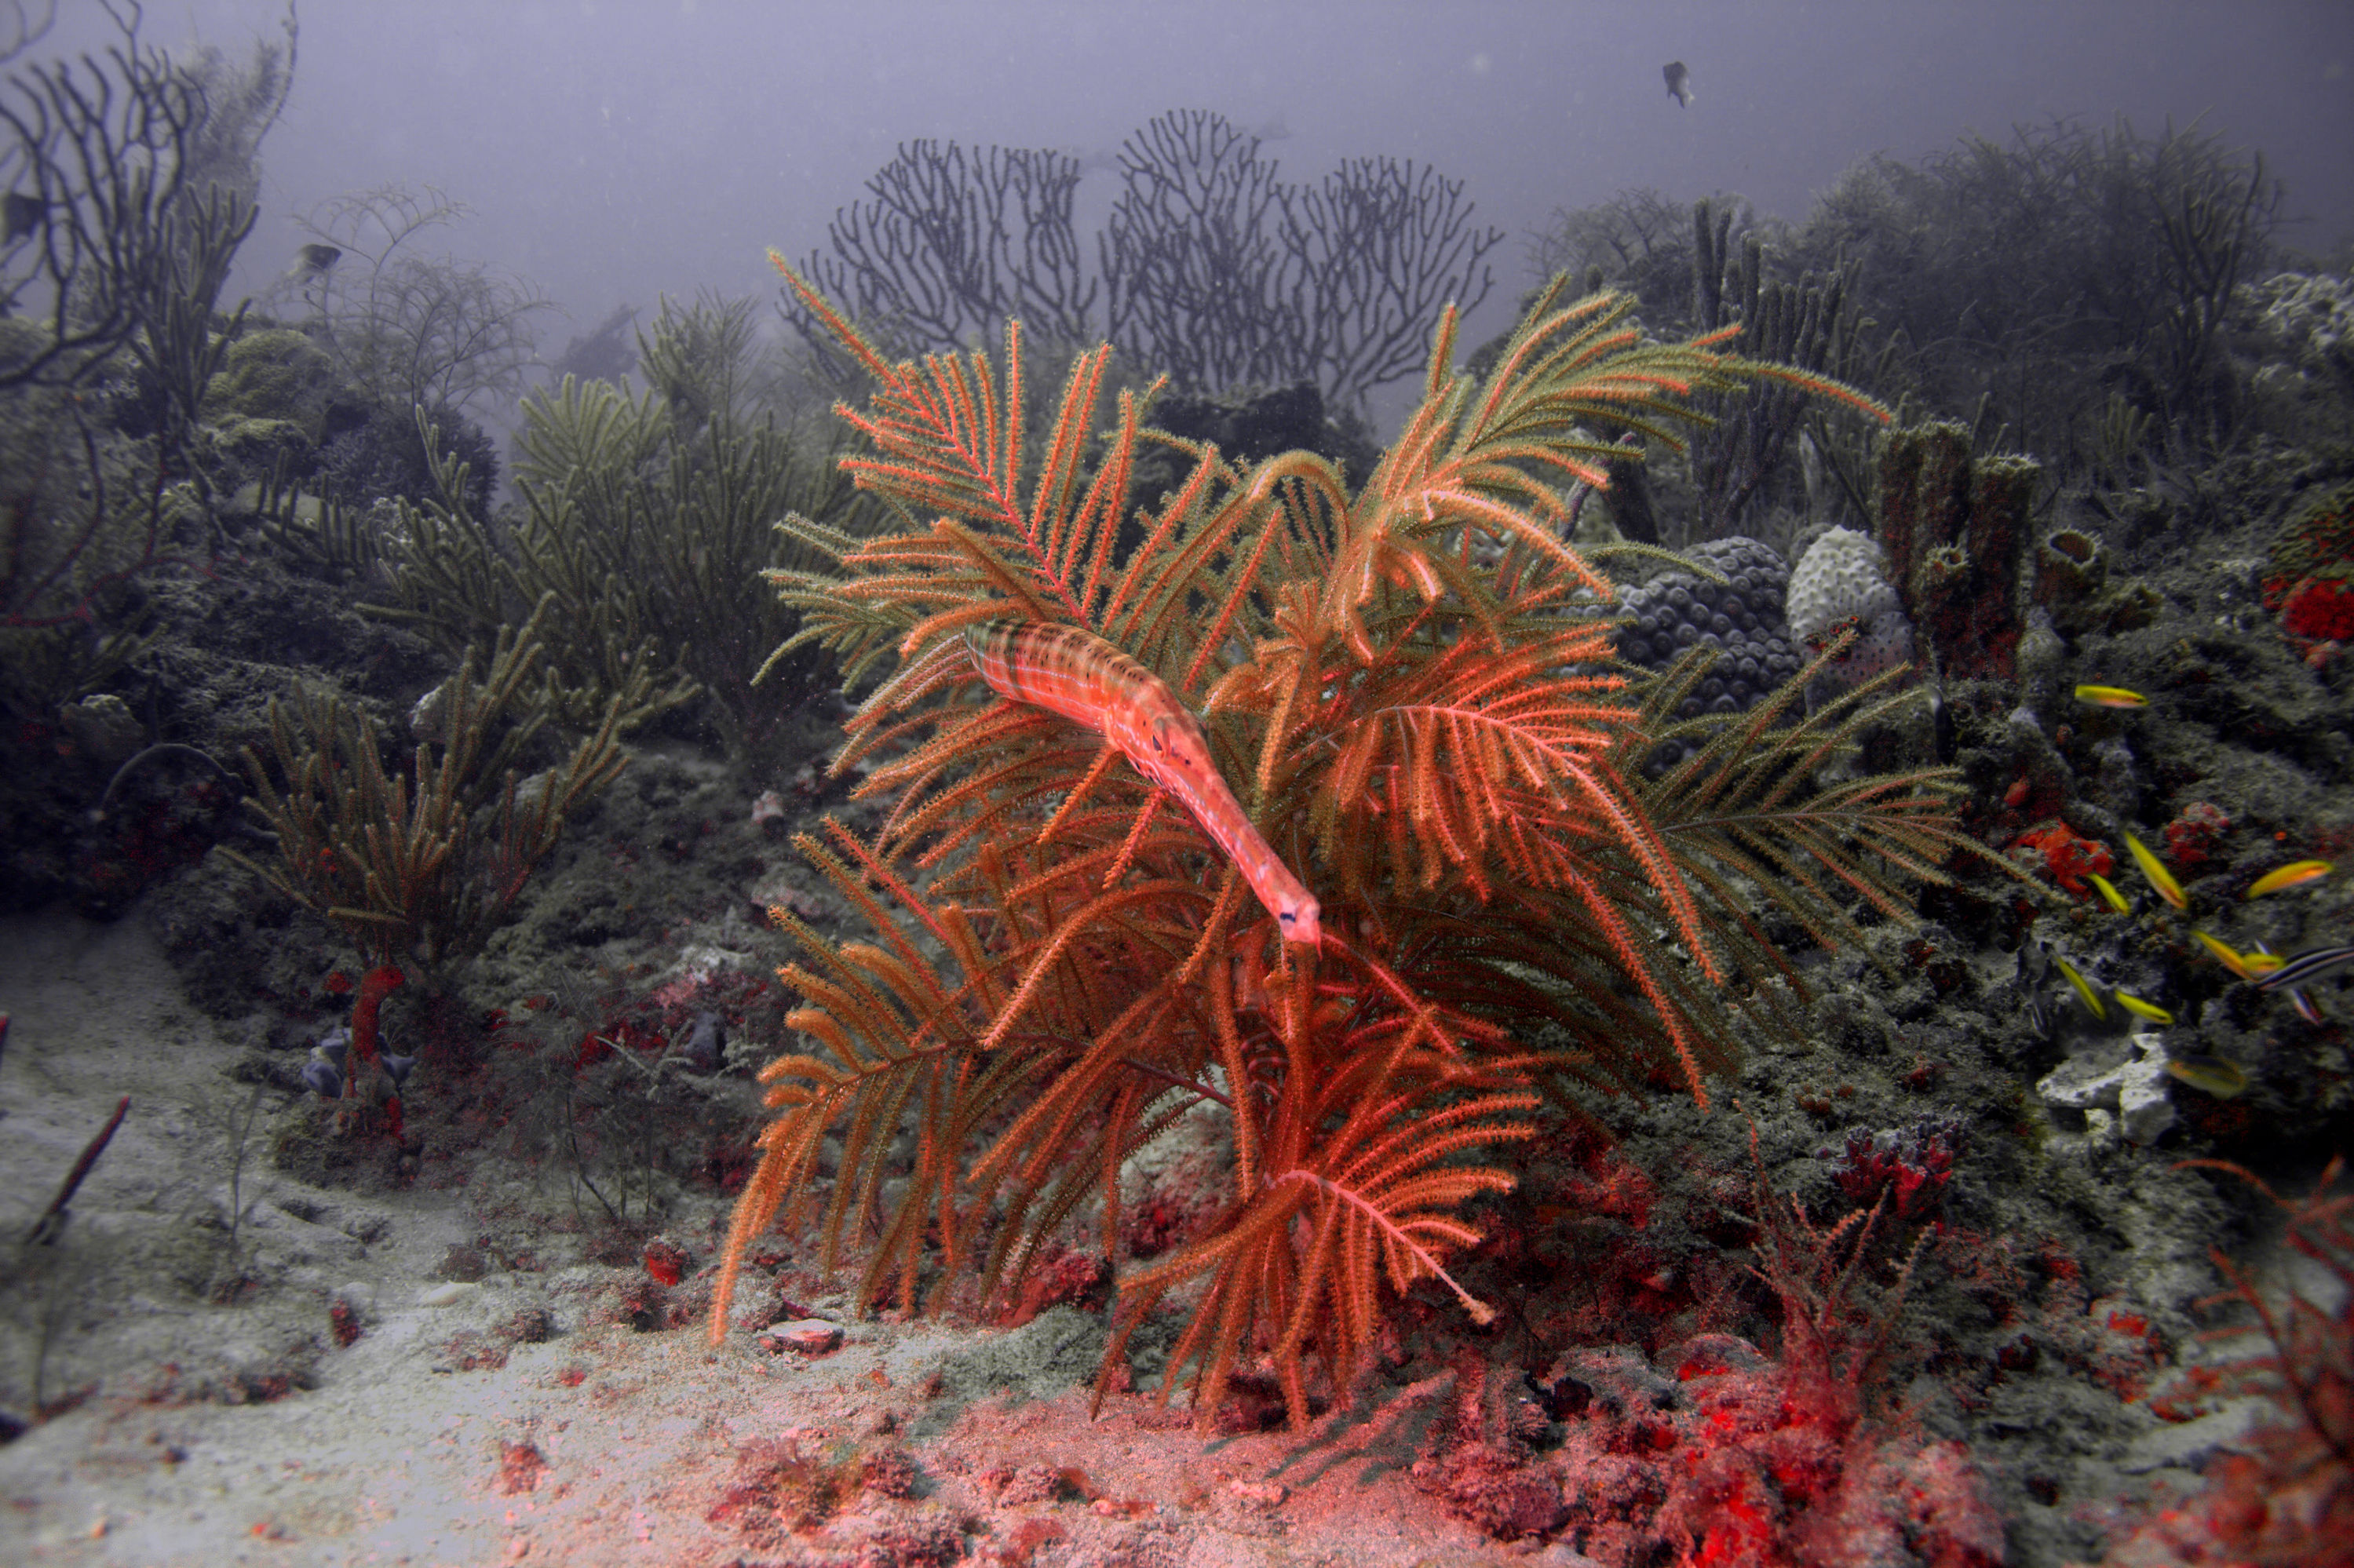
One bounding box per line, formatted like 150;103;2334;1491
962;620;1321;946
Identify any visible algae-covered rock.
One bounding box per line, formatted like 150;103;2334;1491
2264;476;2354;611
0;313;49;376
203;326;367;450
907;1304;1111;1438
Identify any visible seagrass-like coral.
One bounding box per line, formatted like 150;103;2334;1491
713;261;1967;1431
227;601;628;968
358;297;870;749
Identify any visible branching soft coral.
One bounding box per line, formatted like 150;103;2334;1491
1647;1139;1985;1568
2103;1158;2354;1566
713;260;1974;1431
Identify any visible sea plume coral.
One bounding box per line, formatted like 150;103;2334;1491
710;261;1968;1431
2101;1158;2353;1566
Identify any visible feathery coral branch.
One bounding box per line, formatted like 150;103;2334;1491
713;266;1948;1432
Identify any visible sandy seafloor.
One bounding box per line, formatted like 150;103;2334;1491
0;913;1571;1568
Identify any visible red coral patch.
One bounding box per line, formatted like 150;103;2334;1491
2013;822;2114;897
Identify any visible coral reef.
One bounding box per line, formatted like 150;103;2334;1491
2262;478;2354;662
198;325;369;483
2014;820;2116;899
2100;1161;2353;1566
283;182;549;425
2039;1034;2181;1149
1614;536;1808;773
1780;119;2280;465
716;266;1951;1439
1616;538;1806;706
355;296;867;753
9;24;2354;1565
2035;527;2162;639
1688;198;1867;540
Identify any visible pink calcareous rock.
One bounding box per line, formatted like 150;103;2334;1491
760;1318;844;1356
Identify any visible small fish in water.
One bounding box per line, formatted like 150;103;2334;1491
3;191;45;245
681;1009;725;1071
1663;60;1692;108
2250;939;2324;1022
302;1047;343;1098
2255;942;2354;992
2245;859;2334;899
2125;832;2188;911
2088;872;2132;914
381;1051;418;1088
289;242;341;277
2164;1055;2250;1098
2113;990;2175;1026
2075;684;2148;709
2052;952;2107;1019
2192;929;2261;981
2022;984;2055;1039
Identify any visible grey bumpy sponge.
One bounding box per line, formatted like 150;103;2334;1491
1613;536;1807;722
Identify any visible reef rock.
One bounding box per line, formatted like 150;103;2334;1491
2036;1031;2176;1148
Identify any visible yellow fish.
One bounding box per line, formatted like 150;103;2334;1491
2245;860;2334;899
2125;833;2188;911
2243;942;2286;977
2075;684;2148;709
2164;1056;2249;1099
2087;873;2131;914
2052;953;2106;1019
2113;990;2175;1025
2192;929;2261;981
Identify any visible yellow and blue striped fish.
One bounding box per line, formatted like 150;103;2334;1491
2255;943;2354;993
2051;952;2106;1019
